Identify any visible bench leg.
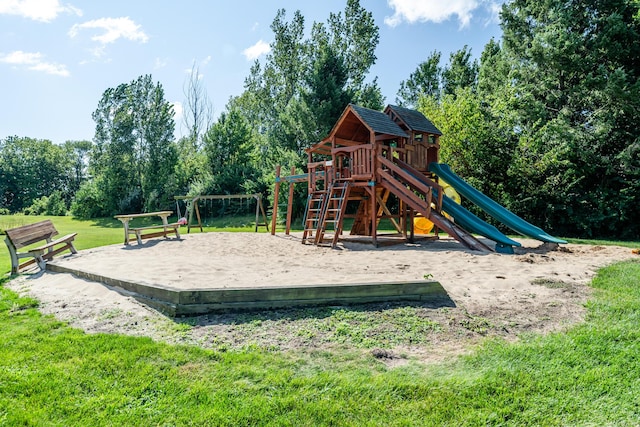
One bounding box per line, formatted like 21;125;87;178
35;255;47;271
175;227;181;240
5;237;20;275
9;252;19;275
69;241;78;254
136;231;143;245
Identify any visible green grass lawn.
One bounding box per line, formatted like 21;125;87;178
1;215;640;425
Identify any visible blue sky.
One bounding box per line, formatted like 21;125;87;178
0;0;503;144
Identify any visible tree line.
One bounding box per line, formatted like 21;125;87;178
1;0;638;239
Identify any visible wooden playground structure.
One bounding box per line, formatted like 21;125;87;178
272;104;491;251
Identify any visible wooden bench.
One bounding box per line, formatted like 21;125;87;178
114;211;181;245
4;220;77;275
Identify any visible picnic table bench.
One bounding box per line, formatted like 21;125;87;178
114;211;181;245
4;220;77;274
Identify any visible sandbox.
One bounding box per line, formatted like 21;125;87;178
37;232;636;321
45;233;451;315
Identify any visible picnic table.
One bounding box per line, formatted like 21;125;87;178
114;211;180;245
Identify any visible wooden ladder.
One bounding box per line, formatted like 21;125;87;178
315;181;350;248
302;190;326;244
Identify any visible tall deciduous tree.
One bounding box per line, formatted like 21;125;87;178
62;140;92;203
0;136;73;212
326;0;379;102
221;0;381;216
182;62;213;149
82;74;177;217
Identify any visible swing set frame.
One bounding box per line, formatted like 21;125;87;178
174;193;269;233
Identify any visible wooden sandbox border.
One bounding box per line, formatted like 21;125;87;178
46;263;450;317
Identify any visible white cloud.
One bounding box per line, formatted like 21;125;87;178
202;55;212;66
68;17;148;50
0;0;82;22
0;50;69;76
28;60;69;76
485;2;502;25
243;39;270;61
385;0;496;28
171;101;183;122
0;50;40;64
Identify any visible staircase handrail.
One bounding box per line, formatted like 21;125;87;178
377;155;441;211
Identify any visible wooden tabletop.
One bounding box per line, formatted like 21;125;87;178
114;211;173;220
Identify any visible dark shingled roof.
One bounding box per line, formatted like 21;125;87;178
386;105;442;135
351;104;408;138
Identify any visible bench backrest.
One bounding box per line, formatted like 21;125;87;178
4;220;59;249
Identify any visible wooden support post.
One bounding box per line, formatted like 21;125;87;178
285;166;295;235
369;186;377;247
400;199;407;241
409;208;415;242
254;194;260;232
193;197;203;233
257;194;269;232
271;165;281;235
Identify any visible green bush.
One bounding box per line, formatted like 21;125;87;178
71;181;107;219
23;191;67;216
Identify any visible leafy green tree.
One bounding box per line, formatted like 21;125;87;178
202;107;260;195
325;0;380;102
477;39;510;105
62;140;92;202
223;0;382;216
302;44;353;144
81;74;177;217
442;45;478;96
0;136;73;212
396;51;442;107
500;0;640;237
418;87;514;206
173;136;209;196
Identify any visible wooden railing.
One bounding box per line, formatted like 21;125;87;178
405;142;431;172
332;144;374;181
377;155;444;213
307;160;332;192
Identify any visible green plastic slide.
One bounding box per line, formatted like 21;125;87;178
429;163;567;244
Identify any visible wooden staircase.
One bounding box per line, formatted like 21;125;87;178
302;181;350;248
377;155;492;252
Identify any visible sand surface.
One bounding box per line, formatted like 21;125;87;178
6;232;638;362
